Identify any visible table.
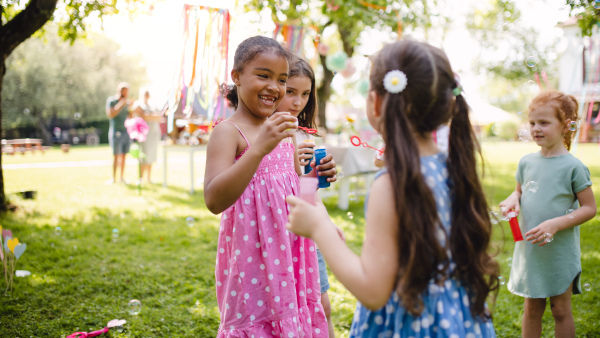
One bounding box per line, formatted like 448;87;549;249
319;145;380;210
162;144;205;194
1;139;44;154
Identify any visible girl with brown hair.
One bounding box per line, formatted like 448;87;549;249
286;39;500;337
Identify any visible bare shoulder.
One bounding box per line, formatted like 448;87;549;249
207;122;244;155
366;172;397;231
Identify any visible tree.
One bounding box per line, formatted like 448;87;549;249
566;0;600;36
0;0;150;211
2;25;147;141
245;0;443;130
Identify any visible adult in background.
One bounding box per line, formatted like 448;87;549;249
133;89;162;184
106;82;132;184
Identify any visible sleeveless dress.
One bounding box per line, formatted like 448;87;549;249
215;121;328;337
350;153;496;338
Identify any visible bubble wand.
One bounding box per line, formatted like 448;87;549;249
298;126;318;134
350;135;384;154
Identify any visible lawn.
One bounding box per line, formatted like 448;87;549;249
0;142;599;337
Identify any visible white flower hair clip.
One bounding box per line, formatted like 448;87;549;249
383;70;407;94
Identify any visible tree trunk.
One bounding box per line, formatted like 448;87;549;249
0;60;7;212
316;54;335;131
0;0;58;212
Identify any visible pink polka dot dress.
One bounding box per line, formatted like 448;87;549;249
215;121;328;337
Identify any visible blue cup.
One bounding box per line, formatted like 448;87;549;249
314;148;330;188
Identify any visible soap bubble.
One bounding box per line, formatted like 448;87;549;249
545;236;553;243
55;226;62;236
23;108;31;116
115;131;122;138
337;171;345;179
491;124;500;136
498;276;506;286
518;130;531;142
186;216;195;227
565;209;575;218
128;299;142;315
117;326;124;333
489;211;500;225
112;228;119;242
595;1;600;9
583;283;591;292
74;112;81;120
568;121;577;131
349;192;357;202
525;56;538;68
525;181;539;193
506;257;512;267
73;137;80;145
347;212;354;220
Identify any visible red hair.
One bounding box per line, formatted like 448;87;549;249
528;91;579;150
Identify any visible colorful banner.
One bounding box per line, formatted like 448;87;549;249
273;23;305;55
166;5;231;132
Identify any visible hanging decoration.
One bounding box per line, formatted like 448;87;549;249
166;5;231;133
325;51;349;72
273;23;306;55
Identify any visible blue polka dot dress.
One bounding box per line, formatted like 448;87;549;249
350;153;496;338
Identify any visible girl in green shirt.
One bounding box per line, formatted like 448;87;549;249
500;91;597;338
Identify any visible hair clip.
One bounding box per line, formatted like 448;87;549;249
383;70;407;94
452;87;462;96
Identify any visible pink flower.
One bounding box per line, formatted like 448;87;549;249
125;117;150;142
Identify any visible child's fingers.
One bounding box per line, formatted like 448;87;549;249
286;195;301;207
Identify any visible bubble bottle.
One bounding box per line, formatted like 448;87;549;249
508;209;524;242
314;147;330;188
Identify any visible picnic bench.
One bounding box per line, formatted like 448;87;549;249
1;139;48;155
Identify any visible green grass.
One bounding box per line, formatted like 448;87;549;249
1;142;599;337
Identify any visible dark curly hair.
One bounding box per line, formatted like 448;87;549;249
369;40;499;317
221;36;289;109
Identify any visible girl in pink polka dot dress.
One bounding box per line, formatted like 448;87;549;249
204;36;335;337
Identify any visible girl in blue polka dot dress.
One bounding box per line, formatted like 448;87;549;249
286;40;500;337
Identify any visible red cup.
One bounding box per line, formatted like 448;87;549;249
299;177;319;205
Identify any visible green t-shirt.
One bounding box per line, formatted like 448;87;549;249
106;96;129;133
508;152;592;298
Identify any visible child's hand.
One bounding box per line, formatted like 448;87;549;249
311;154;337;183
525;220;557;246
254;112;298;156
286;195;332;239
297;141;316;166
499;192;521;217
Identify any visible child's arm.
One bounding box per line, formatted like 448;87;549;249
204;112;297;214
499;182;523;216
286;173;397;309
526;186;597;246
292;136;303;176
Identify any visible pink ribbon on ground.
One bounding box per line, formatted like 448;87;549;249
66;327;109;338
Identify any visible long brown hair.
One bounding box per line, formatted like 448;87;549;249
369;40;499;316
288;57;318;131
528;91;579;150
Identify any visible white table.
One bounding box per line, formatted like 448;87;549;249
319;145;380;210
162;144;205;194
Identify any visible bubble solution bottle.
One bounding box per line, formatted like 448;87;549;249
508;209;524;242
314;148;330;189
303;139;315;174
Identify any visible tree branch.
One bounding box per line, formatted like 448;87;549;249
0;0;58;60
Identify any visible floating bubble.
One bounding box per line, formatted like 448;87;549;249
506;257;512;267
565;209;575;218
583;283;591;292
186;216;195;227
349;192;357;202
55;226;62;236
23;108;31;116
112;229;119;242
50;243;55;248
347;212;354;220
517;111;523;116
489;211;500;225
595;1;600;10
525;181;539;193
525;56;538;68
498;276;506;286
568;121;578;131
117;326;125;333
74;112;81;120
518;130;531;142
115;131;122;138
491;124;500;136
545;235;553;243
338;171;345;179
73;137;80;145
128;299;142;315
